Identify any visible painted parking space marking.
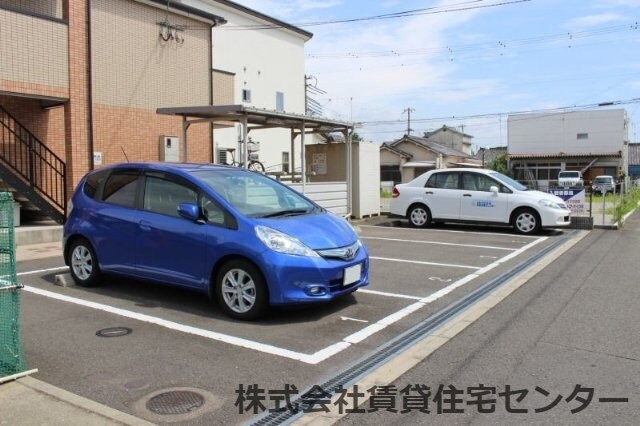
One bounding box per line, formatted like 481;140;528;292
359;224;540;239
361;236;517;251
341;316;369;323
358;289;423;300
370;256;481;270
18;235;548;365
17;266;68;276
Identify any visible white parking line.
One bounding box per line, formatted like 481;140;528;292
18;235;548;364
17;266;68;276
370;256;481;270
359;224;540;239
362;236;517;251
358;289;423;300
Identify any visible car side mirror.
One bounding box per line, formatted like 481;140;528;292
490;186;499;195
177;203;200;222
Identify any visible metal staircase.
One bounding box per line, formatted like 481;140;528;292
0;105;66;224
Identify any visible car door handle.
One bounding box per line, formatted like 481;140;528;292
425;191;434;195
463;194;472;197
139;220;152;231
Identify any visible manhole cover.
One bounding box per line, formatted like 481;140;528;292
95;327;132;338
146;390;205;415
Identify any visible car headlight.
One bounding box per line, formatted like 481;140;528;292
255;225;319;257
538;199;565;210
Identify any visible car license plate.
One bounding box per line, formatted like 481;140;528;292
343;264;362;285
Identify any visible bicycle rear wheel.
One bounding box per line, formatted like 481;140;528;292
248;161;265;172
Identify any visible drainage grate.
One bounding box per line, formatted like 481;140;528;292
146;390;205;415
96;327;132;338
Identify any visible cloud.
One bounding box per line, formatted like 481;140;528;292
304;1;497;129
564;12;626;29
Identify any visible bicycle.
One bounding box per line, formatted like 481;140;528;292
221;147;265;172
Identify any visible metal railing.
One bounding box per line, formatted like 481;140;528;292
0;106;66;214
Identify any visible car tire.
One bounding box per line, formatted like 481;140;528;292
408;204;431;228
215;259;268;320
68;238;102;287
512;208;541;235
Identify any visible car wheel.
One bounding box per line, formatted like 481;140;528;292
512;209;541;235
408;205;431;228
216;259;268;320
68;239;102;287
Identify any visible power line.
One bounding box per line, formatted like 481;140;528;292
357;98;640;127
219;0;531;30
307;22;639;59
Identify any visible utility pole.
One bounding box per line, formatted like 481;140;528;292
402;107;415;135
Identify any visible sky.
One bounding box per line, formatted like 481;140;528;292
235;0;640;149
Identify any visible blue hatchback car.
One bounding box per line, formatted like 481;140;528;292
63;163;369;320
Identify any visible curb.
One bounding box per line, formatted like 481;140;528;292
17;376;154;426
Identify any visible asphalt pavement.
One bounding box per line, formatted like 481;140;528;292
339;213;640;425
2;215;637;424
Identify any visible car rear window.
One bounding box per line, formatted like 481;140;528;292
559;172;580;178
426;172;460;189
102;171;138;208
83;170;109;199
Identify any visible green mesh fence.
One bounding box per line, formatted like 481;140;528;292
0;192;26;377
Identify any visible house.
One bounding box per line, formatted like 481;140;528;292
507;109;629;190
475;146;508;167
0;0;312;223
190;0;313;172
380;134;481;184
423;125;474;155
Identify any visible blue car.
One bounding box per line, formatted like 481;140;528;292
63;163;369;320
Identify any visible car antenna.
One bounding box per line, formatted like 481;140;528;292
120;146;130;162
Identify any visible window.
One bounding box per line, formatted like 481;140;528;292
192;169;314;217
242;89;251;103
276;91;284;112
426;172;460;189
83;170;109;199
380;166;401;184
462;173;498;192
143;176;197;218
102;171;138;208
200;195;227;226
577;133;589;140
282;152;290;173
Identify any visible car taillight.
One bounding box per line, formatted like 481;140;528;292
392;187;400;198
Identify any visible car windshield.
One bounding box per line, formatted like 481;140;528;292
594;177;611;184
192;169;315;218
559;172;580;178
489;172;528;191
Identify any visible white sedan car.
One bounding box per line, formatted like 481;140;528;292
390;168;571;235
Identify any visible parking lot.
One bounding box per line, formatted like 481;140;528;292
16;222;571;423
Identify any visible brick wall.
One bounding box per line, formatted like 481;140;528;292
92;104;210;164
0;96;66;158
63;0;91;195
212;70;234;105
0;8;69;94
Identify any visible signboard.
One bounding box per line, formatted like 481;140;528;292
93;152;103;166
312;153;327;175
548;188;585;215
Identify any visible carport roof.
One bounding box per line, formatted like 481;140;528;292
156;105;353;132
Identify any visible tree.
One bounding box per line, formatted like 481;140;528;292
351;132;363;142
487;154;508;174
